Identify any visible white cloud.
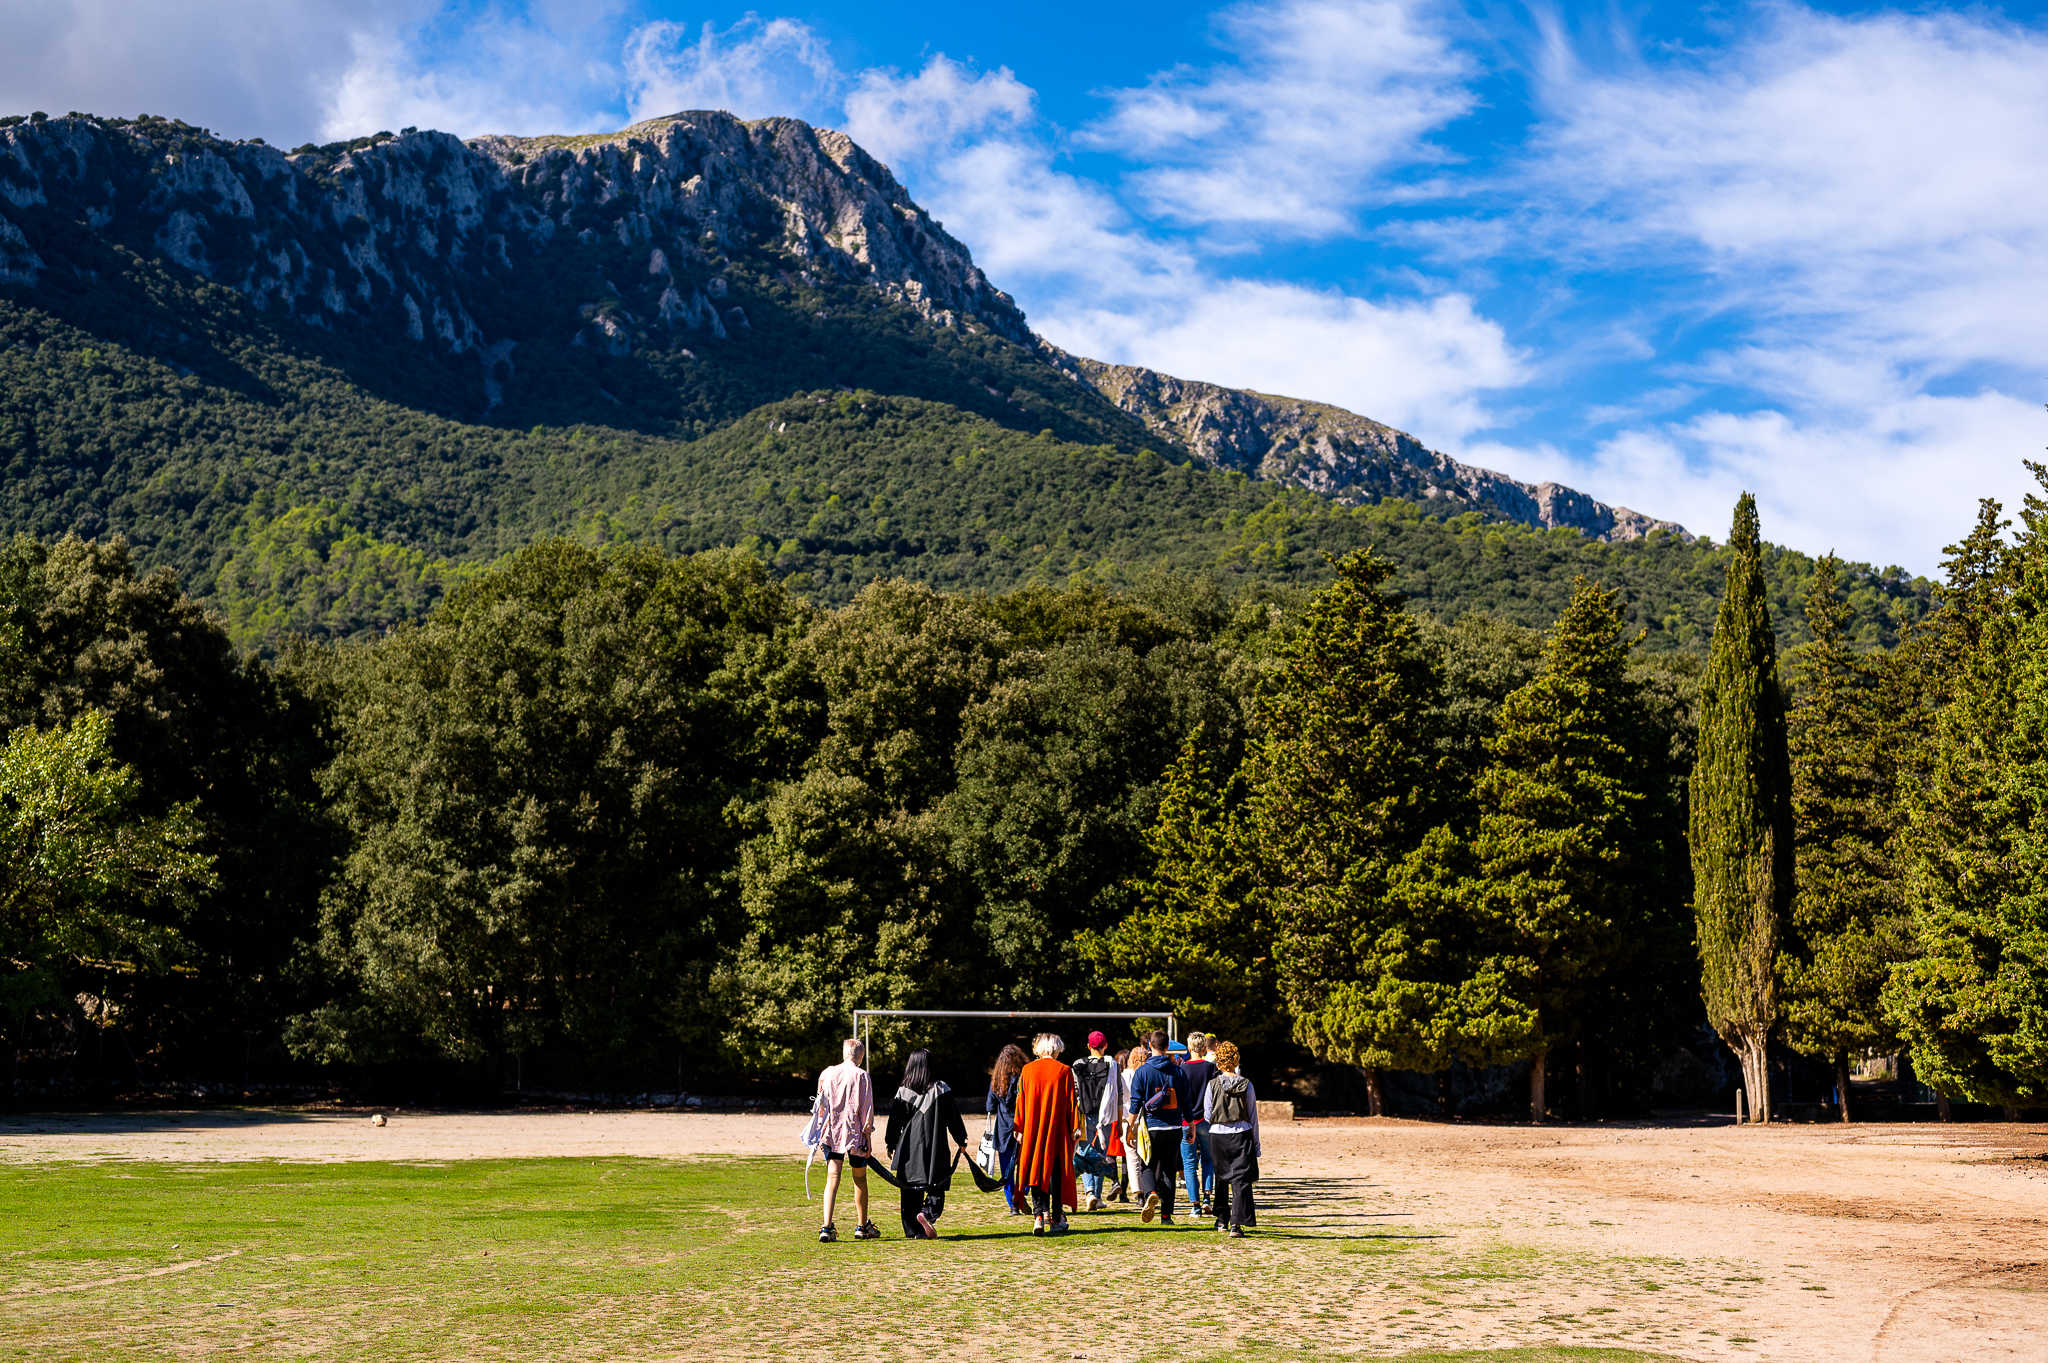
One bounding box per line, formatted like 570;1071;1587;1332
1045;281;1524;446
1498;5;2048;569
1469;391;2046;573
622;15;839;126
1530;7;2048;394
842;56;1033;172
0;0;399;144
1082;0;1475;236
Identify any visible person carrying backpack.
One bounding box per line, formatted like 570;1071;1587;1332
1070;1032;1117;1211
1202;1040;1261;1238
884;1048;971;1239
1126;1030;1185;1224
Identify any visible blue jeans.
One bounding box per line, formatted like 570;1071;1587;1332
1180;1124;1214;1206
1080;1121;1105;1201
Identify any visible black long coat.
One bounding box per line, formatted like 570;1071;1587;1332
885;1081;970;1190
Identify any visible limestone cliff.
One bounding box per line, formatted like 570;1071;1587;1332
1066;357;1685;542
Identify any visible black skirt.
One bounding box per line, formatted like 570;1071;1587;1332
1210;1127;1259;1184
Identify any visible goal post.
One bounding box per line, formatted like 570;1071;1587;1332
850;1008;1177;1068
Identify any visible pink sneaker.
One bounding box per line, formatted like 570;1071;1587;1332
916;1211;937;1239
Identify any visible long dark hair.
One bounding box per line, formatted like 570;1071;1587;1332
992;1043;1028;1098
902;1048;936;1095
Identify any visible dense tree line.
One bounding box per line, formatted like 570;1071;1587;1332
3;469;2043;1115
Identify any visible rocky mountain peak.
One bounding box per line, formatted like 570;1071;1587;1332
1067;356;1687;542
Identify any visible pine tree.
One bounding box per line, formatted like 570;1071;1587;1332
1780;556;1906;1120
1473;578;1644;1122
1690;494;1794;1123
1888;469;2048;1108
1087;732;1280;1043
1245;550;1521;1114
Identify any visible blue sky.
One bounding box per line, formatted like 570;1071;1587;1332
4;0;2046;571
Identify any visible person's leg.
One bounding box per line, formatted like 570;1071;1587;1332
851;1160;871;1229
1179;1131;1202;1213
1148;1138;1179;1221
923;1187;946;1235
899;1182;923;1239
1232;1173;1254;1230
821;1156;843;1230
1197;1124;1216;1205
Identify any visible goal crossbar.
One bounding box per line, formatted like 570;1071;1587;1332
850;1008;1177;1064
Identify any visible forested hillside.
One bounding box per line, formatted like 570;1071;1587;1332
0;110;1932;650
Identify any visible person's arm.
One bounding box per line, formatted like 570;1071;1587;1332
946;1092;969;1149
857;1072;874;1148
884;1097;904;1157
1199;1077;1214;1124
1247;1079;1261;1158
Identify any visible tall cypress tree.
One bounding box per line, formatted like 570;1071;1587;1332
1690;494;1794;1123
1473;578;1644;1121
1780;556;1906;1120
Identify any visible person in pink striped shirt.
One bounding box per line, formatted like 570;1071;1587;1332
815;1037;880;1242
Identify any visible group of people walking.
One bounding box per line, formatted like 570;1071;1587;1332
810;1029;1261;1243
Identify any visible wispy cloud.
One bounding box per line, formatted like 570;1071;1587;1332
1080;0;1475;237
623;15;839;125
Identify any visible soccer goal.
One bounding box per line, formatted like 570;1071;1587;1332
850;1009;1178;1068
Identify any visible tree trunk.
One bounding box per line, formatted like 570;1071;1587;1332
1530;1052;1547;1125
1835;1051;1853;1124
1739;1034;1771;1124
1936;1091;1953;1122
1436;1070;1452;1120
1362;1066;1385;1117
2004;1104;2022;1122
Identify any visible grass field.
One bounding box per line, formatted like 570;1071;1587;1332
0;1155;1686;1361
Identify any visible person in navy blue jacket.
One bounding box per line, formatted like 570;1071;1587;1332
1125;1029;1185;1224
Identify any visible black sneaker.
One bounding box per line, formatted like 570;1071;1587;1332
852;1221;882;1241
1159;1213;1175;1226
1213;1219;1229;1232
1228;1225;1245;1239
818;1224;837;1243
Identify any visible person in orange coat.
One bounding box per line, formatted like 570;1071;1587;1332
1012;1032;1080;1236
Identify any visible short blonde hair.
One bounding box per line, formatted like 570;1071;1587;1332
1212;1041;1240;1072
1032;1032;1065;1058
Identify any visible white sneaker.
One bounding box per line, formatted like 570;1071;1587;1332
1141;1192;1161;1224
1085;1193;1102;1212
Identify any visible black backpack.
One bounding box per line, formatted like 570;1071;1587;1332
1072;1056;1111;1118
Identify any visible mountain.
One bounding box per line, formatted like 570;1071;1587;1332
0;109;1921;648
1068;358;1682;540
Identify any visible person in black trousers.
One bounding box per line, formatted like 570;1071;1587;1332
884;1048;970;1239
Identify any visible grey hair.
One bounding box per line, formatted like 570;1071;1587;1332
1032;1032;1065;1058
843;1037;866;1062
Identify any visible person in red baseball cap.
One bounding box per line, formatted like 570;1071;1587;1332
1070;1031;1118;1211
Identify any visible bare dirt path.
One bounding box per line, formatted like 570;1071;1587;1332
6;1109;2045;1361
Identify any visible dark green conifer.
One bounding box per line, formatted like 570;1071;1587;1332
1690;494;1794;1122
1888;471;2048;1108
1474;578;1643;1121
1780;556;1906;1119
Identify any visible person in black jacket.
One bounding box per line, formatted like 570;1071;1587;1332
885;1048;971;1240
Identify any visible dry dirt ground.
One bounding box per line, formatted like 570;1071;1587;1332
5;1109;2045;1362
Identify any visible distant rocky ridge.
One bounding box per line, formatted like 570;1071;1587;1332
1065;358;1684;541
0;108;1682;542
0;110;1024;359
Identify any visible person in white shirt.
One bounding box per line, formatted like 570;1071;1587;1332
814;1037;880;1243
